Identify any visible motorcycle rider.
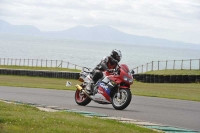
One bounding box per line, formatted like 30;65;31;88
86;49;122;94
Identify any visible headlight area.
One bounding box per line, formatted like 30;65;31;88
123;76;133;84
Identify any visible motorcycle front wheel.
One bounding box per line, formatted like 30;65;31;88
111;89;132;110
75;89;91;106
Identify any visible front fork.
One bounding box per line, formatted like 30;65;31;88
117;85;121;99
117;84;130;99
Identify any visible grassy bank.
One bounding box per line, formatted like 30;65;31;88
131;82;200;101
0;65;81;72
0;75;200;101
0;75;79;91
0;101;156;133
145;69;200;75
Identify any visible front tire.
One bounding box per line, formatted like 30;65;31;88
75;89;91;106
111;89;132;110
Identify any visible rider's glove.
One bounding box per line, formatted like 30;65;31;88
107;69;114;73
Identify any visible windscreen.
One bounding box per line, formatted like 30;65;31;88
120;64;129;73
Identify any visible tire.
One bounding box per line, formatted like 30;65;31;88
75;89;91;106
111;89;132;110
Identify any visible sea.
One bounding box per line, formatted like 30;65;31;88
0;33;200;71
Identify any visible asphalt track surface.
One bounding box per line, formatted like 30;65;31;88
0;86;200;132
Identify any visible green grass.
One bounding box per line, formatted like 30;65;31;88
0;75;200;101
145;69;200;75
136;69;200;101
0;101;157;133
131;82;200;101
0;65;81;72
0;75;80;91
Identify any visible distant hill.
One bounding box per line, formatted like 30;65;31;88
0;19;41;34
44;25;193;47
0;19;198;47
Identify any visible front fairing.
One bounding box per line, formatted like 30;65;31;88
118;64;133;85
104;64;133;85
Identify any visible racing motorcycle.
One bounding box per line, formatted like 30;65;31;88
75;64;134;110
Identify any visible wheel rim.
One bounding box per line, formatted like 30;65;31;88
113;89;128;107
75;90;87;102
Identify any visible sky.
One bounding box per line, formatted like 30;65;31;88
0;0;200;44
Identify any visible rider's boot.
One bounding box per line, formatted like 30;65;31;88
86;80;94;94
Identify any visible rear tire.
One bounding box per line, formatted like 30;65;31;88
75;89;91;106
111;89;132;110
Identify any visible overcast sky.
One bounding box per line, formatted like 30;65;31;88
0;0;200;44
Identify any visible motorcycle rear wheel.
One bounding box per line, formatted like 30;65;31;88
111;89;132;110
75;89;91;106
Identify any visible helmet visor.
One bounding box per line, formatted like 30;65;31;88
116;55;121;62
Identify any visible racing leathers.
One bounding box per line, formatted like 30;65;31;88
92;56;118;83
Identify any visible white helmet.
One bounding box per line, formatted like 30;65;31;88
110;49;122;62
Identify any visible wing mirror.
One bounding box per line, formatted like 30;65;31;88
131;70;135;75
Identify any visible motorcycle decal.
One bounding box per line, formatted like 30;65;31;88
93;93;110;103
98;89;104;94
98;82;111;95
97;87;110;102
100;83;108;89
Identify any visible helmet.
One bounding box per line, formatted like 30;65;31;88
110;49;122;62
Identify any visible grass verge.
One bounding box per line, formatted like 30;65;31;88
131;82;200;101
0;101;157;133
0;75;200;101
0;75;79;91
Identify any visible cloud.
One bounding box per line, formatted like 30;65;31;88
0;0;200;44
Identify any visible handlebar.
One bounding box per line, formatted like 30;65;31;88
82;67;93;73
106;69;115;73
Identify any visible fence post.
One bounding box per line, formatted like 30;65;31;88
0;58;1;65
46;60;47;67
173;60;175;70
4;58;5;65
28;59;29;66
146;63;148;72
67;62;69;68
158;61;159;70
51;60;52;67
11;59;13;65
61;61;63;68
32;59;33;67
15;59;17;66
199;59;200;70
36;59;38;67
75;65;76;69
142;65;143;73
7;58;9;65
137;67;138;74
41;59;42;67
151;61;153;71
19;59;21;66
56;60;57;67
165;60;168;70
23;59;25;66
181;60;183;70
190;59;192;70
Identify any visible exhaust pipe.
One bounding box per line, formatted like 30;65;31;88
75;84;83;91
75;84;93;99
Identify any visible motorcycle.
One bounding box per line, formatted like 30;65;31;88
75;64;134;110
